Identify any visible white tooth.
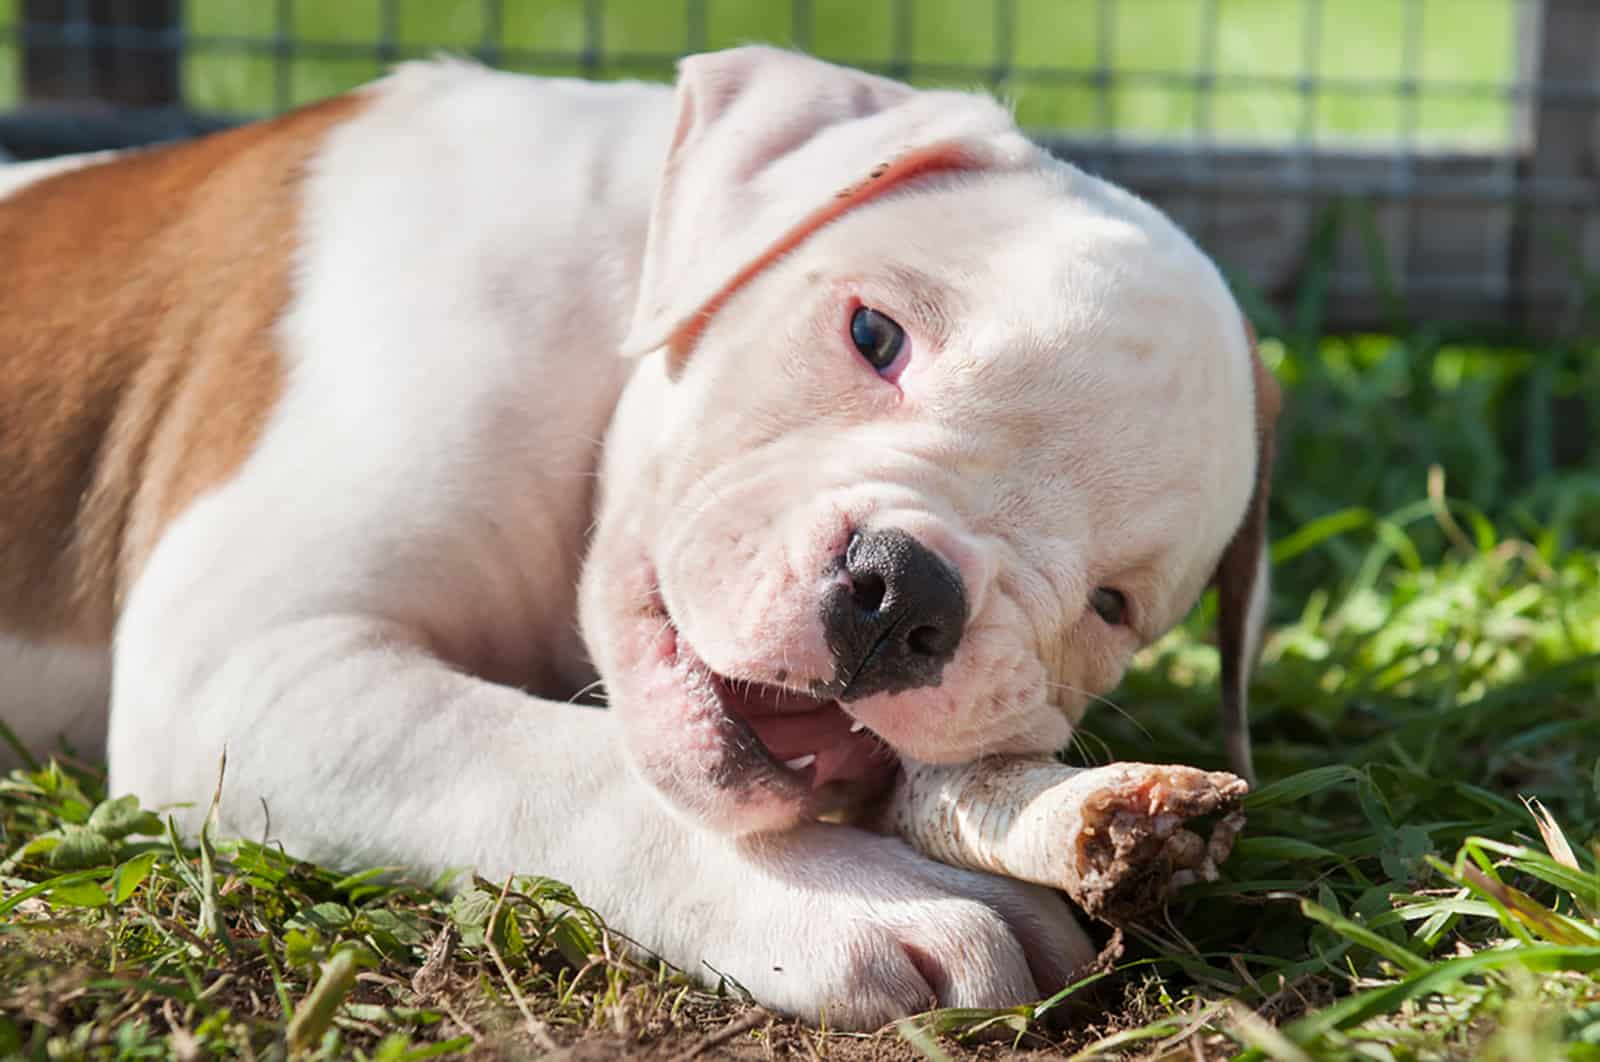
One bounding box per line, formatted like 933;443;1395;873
849;721;867;733
783;754;817;771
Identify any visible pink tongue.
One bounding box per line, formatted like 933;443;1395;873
745;708;858;760
812;733;898;788
744;709;895;786
717;677;896;788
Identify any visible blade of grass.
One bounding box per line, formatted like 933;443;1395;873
0;718;39;773
1246;944;1600;1058
0;866;112;914
1225;1001;1316;1062
287;947;362;1054
1298;899;1431;973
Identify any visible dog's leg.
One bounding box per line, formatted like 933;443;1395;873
110;588;1092;1030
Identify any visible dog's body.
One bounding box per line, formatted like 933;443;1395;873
1;50;1277;1027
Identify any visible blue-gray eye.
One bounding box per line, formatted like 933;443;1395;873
850;307;905;373
1091;587;1128;626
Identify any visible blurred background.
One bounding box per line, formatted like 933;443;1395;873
1;0;1596;604
2;0;1595;339
2;11;1598;1052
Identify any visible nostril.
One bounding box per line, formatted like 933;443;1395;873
906;624;945;657
851;571;886;614
824;527;969;699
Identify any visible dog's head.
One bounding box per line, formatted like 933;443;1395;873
579;47;1279;834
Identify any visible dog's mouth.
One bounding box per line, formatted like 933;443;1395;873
663;616;900;809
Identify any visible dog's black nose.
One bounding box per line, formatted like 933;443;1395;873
820;529;968;700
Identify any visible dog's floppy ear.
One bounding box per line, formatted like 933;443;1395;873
1213;319;1281;786
621;46;1037;357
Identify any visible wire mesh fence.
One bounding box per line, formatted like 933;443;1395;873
1;0;1596;337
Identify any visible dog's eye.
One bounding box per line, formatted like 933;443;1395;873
850;307;905;373
1090;587;1128;626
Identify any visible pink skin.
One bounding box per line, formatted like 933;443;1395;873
589;498;1070;836
595;539;899;835
567;44;1262;857
581;169;1253;838
583;289;1090;835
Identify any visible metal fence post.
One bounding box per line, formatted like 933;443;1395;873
22;0;180;107
1511;0;1600;336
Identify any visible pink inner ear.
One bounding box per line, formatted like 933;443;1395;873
660;142;985;356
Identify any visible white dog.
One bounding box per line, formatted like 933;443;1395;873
0;48;1277;1027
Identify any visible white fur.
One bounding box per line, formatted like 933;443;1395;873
0;154;126;768
9;49;1264;1029
0;636;109;764
0;149;121;199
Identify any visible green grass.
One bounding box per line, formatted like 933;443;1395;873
3;5;1597;1058
16;0;1497;144
0;2;1521;141
0;1;1523;141
2;198;1599;1059
0;0;16;111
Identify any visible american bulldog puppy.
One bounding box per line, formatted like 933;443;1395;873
0;46;1276;1027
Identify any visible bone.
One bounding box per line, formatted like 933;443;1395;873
876;758;1248;922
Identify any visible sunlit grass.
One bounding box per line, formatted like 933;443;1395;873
169;0;1518;144
3;263;1597;1054
4;468;1596;1057
0;0;17;112
3;6;1597;1056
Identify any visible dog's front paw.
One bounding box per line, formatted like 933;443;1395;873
705;826;1096;1030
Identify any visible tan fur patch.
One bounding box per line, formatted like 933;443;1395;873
0;93;366;645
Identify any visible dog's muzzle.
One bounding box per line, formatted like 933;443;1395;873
819;528;968;700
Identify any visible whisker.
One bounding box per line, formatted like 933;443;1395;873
1067;726;1115;766
1064;727;1096;766
1043;679;1153;742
